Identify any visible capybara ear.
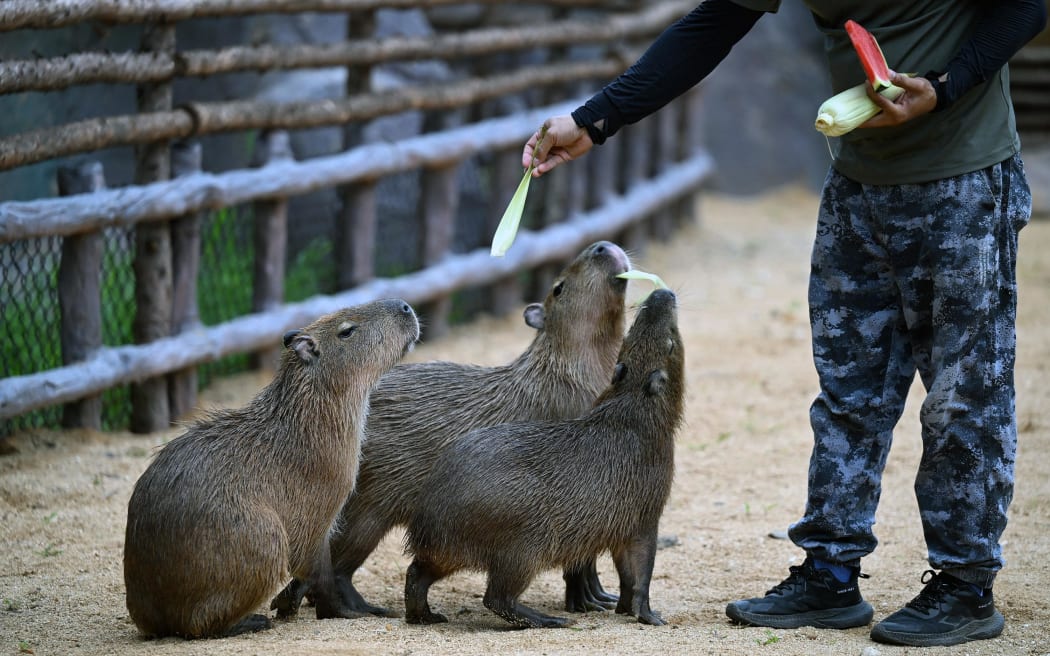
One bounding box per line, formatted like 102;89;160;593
611;362;627;385
523;303;545;330
645;369;668;396
290;333;320;364
283;329;301;348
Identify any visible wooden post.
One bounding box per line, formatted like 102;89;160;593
56;161;105;430
251;130;293;372
130;22;175;434
418;160;459;339
586;126;619;210
675;89;706;229
486;147;525;316
336;181;377;291
649;100;680;241
618;120;653;254
168;141;203;421
336;9;377;292
417;109;462;340
529;8;576;302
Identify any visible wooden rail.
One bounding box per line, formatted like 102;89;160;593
0;0;710;433
0;1;690;93
0;101;578;242
0;152;713;419
0;0;628;31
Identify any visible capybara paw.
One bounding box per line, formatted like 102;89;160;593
406;610;448;625
536;616;574;629
637;610;666;626
365;604;400;618
592;589;619;604
223;614;273;637
315;605;368;621
271;595;300;620
566;596;612;613
342;594;399;618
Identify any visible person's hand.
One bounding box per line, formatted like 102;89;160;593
857;72;938;129
521;115;594;178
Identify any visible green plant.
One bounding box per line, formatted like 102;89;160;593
285;236;334;302
18;640;32;654
756;629;781;646
38;543;62;558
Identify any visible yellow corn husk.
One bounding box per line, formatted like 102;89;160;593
617;270;668;289
814;81;904;137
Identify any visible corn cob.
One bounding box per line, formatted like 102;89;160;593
814;82;904;137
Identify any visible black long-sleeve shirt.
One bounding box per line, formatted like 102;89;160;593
572;0;1047;144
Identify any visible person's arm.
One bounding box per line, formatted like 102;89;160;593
573;0;765;144
864;0;1047;127
930;0;1047;112
523;0;766;176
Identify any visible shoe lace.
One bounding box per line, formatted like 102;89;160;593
906;570;954;613
766;564;808;596
764;560;869;596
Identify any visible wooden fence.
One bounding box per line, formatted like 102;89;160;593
0;0;712;435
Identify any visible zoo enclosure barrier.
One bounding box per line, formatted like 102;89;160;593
0;0;713;437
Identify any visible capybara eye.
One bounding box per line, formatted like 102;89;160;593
338;324;357;339
552;281;564;297
668;339;675;354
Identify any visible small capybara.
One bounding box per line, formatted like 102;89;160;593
123;299;419;639
403;287;684;628
272;241;630;619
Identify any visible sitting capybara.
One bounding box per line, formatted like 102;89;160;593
272;241;631;618
404;287;684;629
123;299;419;639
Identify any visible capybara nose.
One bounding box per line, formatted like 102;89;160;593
649;288;676;306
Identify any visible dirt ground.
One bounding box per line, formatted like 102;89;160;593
2;186;1049;656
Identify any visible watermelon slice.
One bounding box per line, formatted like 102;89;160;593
844;19;894;92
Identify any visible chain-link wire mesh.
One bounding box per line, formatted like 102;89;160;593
197;205;255;390
0;236;63;436
0;152;527;437
100;228;137;430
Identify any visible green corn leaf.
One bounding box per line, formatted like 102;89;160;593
617;270;669;289
490;164;533;257
491;124;547;257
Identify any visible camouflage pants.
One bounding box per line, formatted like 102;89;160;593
788;154;1031;588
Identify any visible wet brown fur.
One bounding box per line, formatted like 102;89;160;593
403;288;684;629
123;299;419;639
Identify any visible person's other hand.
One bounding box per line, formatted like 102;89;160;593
858;72;938;129
522;116;594;178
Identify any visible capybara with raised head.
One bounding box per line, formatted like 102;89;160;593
272;241;630;619
123;299;419;639
403;287;684;629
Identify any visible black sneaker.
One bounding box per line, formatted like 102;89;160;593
870;570;1004;647
725;557;874;629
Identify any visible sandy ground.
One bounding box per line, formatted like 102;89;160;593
2;186;1049;656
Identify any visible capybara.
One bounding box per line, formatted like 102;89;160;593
272;241;630;618
123;299;419;639
403;287;684;629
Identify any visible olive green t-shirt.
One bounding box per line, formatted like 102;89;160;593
733;0;1020;185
